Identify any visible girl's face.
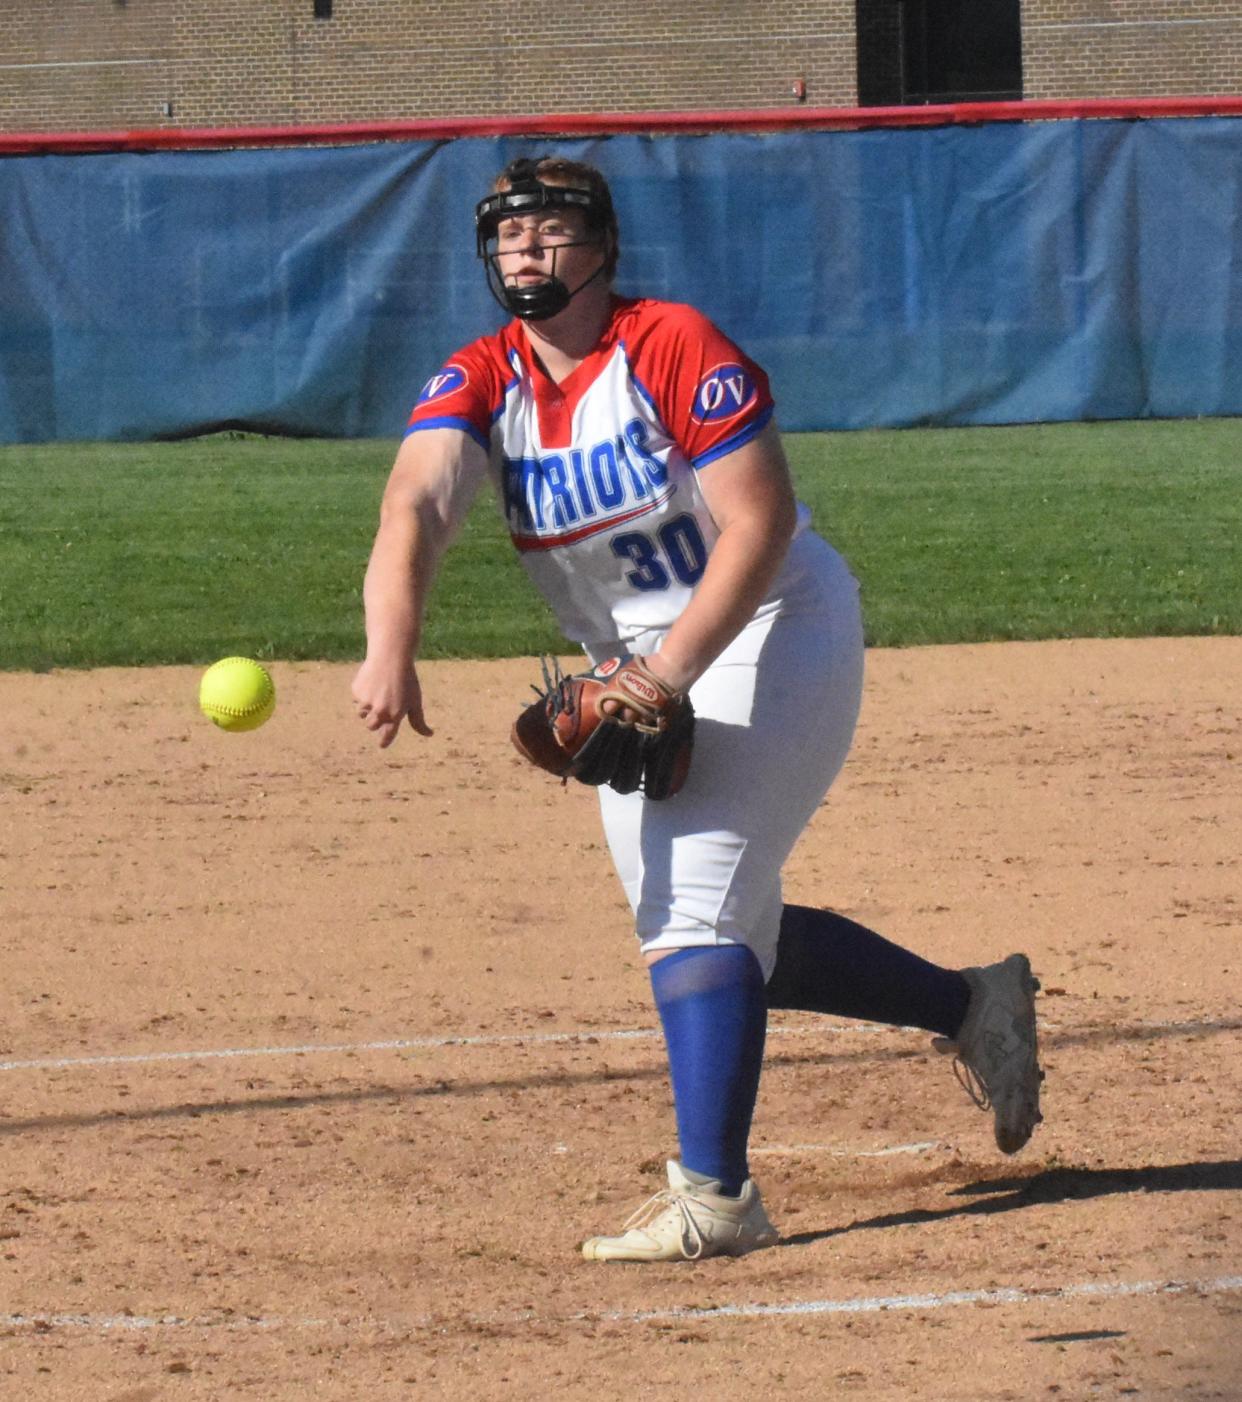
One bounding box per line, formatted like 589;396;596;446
493;206;604;292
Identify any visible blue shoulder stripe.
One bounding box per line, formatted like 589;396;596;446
620;341;671;437
404;416;489;451
690;404;774;469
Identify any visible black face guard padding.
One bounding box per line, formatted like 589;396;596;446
475;166;615;322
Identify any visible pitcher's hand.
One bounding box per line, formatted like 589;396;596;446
351;656;433;748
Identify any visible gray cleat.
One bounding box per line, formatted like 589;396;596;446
934;953;1044;1154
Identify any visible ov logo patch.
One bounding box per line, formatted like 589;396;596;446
691;363;757;423
417;365;467;404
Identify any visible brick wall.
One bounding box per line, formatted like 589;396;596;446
1022;2;1242;99
0;0;859;132
2;1;1241;133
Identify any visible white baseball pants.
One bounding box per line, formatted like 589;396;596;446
592;530;865;980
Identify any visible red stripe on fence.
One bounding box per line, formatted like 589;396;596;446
4;96;1242;155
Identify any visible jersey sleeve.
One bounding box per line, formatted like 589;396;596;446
404;340;505;451
633;303;775;468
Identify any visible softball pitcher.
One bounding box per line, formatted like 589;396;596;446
352;156;1043;1263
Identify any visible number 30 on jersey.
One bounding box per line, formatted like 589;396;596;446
611;514;708;591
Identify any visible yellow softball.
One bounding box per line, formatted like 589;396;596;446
199;656;276;732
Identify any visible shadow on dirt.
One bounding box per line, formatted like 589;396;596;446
1;1015;1238;1138
780;1158;1242;1247
1029;1329;1127;1344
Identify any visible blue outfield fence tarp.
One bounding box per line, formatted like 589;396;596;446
2;119;1242;444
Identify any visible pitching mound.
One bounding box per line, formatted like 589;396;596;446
2;638;1239;1399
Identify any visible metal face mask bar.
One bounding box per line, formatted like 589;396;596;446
475;161;615;322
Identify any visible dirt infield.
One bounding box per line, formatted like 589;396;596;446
2;638;1240;1400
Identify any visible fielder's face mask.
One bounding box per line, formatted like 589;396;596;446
475;159;616;322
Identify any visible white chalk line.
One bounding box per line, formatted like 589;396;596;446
620;1272;1242;1325
0;1022;895;1074
751;1139;940;1159
3;1273;1240;1337
1;1014;1234;1077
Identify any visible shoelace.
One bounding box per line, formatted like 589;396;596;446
950;1055;992;1110
933;1037;992;1111
622;1189;707;1260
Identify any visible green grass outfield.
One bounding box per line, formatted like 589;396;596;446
1;418;1239;670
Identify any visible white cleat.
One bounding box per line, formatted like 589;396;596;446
581;1160;779;1263
934;953;1044;1155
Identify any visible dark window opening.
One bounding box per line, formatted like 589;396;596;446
856;1;904;106
314;0;333;18
857;0;1023;107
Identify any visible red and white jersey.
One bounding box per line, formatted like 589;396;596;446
405;295;796;645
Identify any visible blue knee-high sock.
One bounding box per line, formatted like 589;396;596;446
650;946;767;1197
766;904;971;1039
